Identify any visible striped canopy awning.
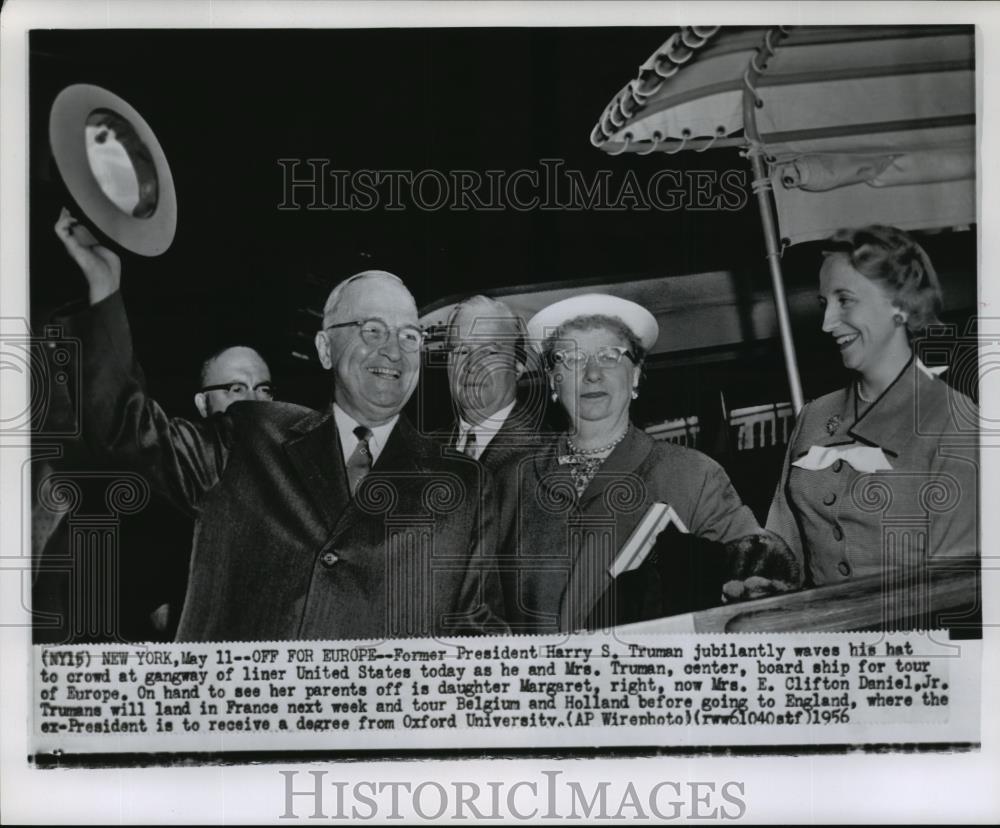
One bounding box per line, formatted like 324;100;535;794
591;25;976;245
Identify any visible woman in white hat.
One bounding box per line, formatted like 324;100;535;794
493;294;798;634
766;226;978;589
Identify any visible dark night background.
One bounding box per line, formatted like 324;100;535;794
29;27;977;433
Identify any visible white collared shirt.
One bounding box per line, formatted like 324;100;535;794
333;403;398;465
457;399;517;460
916;358;948;380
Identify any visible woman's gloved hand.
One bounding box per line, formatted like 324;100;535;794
721;531;801;602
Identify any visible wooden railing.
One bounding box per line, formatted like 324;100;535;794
729;402;795;451
645;402;796;451
617;563;979;633
645;416;701;447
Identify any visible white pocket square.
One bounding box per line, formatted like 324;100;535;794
792;444;893;474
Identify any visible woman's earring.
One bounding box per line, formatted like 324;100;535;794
631;388;639;400
551;390;558;403
893;313;906;327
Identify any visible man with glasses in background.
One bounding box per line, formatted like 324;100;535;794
55;209;505;641
194;345;274;417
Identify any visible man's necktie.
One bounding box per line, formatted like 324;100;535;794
346;426;373;494
463;430;478;459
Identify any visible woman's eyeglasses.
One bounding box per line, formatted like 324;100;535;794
325;319;424;353
550;346;635;370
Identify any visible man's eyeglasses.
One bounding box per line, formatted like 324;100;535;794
201;382;276;400
325;319;424;353
551;346;636;370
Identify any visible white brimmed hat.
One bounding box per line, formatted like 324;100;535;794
49;84;177;257
526;293;659;353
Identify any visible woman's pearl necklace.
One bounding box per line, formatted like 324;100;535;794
567;430;628;456
856;382;873;404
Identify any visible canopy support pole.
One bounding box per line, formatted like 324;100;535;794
743;29;804;414
746;144;804;413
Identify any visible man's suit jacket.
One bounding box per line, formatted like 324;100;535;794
493;426;762;633
31;339;191;644
69;292;505;642
443;398;544;474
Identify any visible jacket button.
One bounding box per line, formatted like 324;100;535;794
837;561;851;577
320;551;339;568
832;524;843;541
822;493;837;506
832;459;844;473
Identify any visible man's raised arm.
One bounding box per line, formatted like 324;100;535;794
54;209;231;513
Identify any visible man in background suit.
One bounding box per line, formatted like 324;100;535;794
444;295;542;472
55;209;505;641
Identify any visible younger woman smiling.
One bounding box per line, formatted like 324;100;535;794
767;226;978;588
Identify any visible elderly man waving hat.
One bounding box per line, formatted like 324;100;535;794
54;208;505;641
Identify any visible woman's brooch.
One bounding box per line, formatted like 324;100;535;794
825;414;842;436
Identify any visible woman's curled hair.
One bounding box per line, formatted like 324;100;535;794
822;224;944;336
